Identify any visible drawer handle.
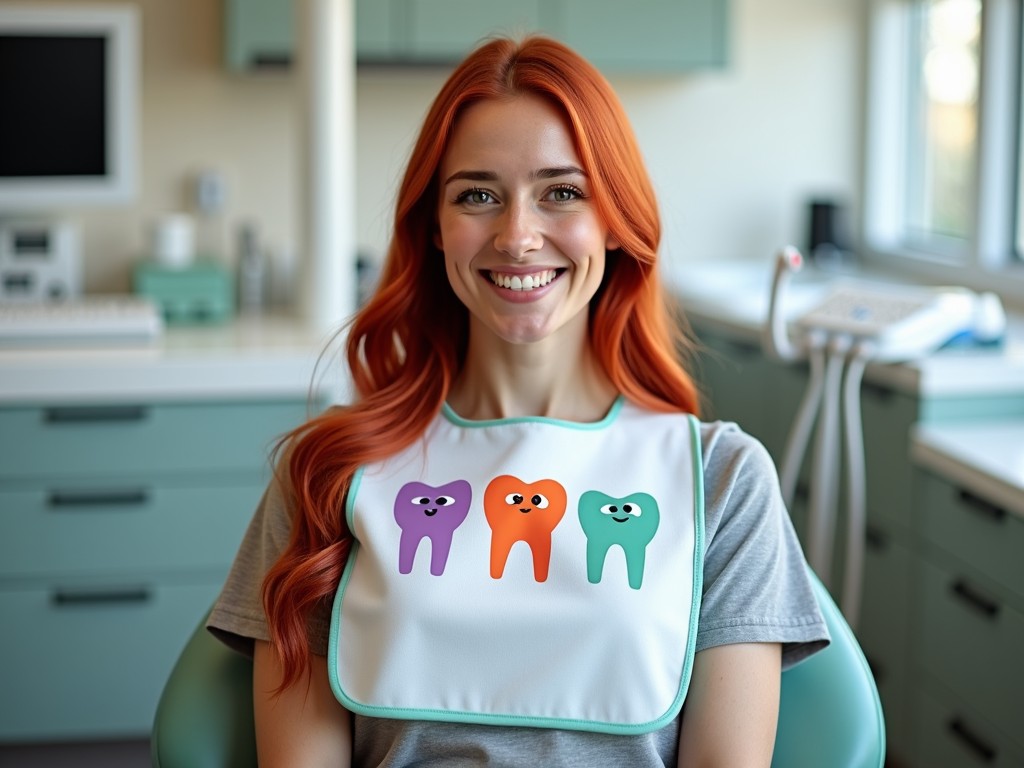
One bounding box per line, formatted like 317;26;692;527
51;587;152;607
44;405;149;424
865;525;887;551
947;718;996;763
957;490;1007;523
951;580;1001;620
48;489;149;508
52;589;151;606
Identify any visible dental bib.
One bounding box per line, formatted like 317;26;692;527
328;399;704;734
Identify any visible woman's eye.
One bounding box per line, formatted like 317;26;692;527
435;496;455;506
456;188;494;205
547;185;582;203
530;494;549;509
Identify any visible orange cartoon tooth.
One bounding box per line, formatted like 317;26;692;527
483;475;567;582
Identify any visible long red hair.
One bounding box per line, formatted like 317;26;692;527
263;35;700;687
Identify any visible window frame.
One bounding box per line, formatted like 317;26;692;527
861;0;1024;305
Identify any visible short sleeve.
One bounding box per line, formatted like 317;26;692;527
696;421;830;669
206;465;332;658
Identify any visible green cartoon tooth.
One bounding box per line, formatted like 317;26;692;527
578;491;660;590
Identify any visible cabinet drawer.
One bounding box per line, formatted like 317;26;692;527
918;559;1024;742
0;579;220;741
912;685;1024;768
0;482;261;579
0;401;306;480
919;471;1024;602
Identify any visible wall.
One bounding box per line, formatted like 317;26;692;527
25;0;862;296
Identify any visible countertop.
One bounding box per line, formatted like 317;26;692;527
666;260;1024;398
911;420;1024;519
0;314;348;405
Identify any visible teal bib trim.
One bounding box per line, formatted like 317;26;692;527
441;395;625;431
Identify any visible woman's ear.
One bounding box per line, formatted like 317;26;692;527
433;231;444;251
605;233;621;252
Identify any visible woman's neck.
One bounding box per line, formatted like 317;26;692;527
447;320;617;423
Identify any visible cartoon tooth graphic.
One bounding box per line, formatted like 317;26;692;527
578;491;660;590
483;475;567;582
394;480;472;576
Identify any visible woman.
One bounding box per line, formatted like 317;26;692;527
209;35;829;767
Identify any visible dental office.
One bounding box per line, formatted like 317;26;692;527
0;0;1022;766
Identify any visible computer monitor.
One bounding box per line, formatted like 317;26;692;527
0;4;139;214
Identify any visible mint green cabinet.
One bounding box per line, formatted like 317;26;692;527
0;399;308;742
557;0;727;71
224;0;294;71
225;0;729;72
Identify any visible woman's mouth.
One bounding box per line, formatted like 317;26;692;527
487;269;560;292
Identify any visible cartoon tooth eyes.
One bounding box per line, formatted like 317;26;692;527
599;502;643;519
579;491;660;590
503;492;550;509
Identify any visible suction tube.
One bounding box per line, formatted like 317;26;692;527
763;245;804;363
840;341;873;629
806;334;850;585
778;331;826;508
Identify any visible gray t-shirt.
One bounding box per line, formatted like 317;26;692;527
208;419;829;767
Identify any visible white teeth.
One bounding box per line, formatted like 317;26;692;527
489;269;557;291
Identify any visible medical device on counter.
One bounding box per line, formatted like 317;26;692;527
763;245;1005;628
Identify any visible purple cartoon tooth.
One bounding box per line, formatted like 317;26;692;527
394;480;472;576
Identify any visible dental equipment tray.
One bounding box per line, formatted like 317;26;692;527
795;285;975;361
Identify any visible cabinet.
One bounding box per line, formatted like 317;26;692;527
910;470;1024;766
690;320;1024;766
224;0;294;71
0;400;308;741
225;0;729;73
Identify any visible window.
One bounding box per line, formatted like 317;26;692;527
864;0;1023;299
906;0;980;246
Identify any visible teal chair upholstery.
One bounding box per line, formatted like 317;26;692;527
152;572;884;767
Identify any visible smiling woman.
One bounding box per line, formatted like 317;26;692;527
206;35;830;768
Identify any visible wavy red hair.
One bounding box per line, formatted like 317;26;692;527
263;35;700;688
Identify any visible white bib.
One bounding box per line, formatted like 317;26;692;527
329;399;705;734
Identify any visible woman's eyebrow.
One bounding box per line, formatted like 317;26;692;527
443;166;587;186
443;170;498;186
532;165;587;180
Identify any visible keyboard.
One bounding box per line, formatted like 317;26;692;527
0;296;164;346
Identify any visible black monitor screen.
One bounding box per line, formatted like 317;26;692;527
0;35;108;178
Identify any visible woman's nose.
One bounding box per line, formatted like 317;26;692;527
493;202;543;259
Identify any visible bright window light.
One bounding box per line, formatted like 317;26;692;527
906;0;981;247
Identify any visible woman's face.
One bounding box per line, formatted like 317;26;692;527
435;94;618;347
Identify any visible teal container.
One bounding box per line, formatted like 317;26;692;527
134;260;235;325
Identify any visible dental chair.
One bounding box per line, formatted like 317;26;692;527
151;572;885;767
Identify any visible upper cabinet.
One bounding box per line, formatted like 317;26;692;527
225;0;729;74
224;0;294;71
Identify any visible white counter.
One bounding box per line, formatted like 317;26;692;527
911;420;1024;519
0;314;349;404
667;260;1024;398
